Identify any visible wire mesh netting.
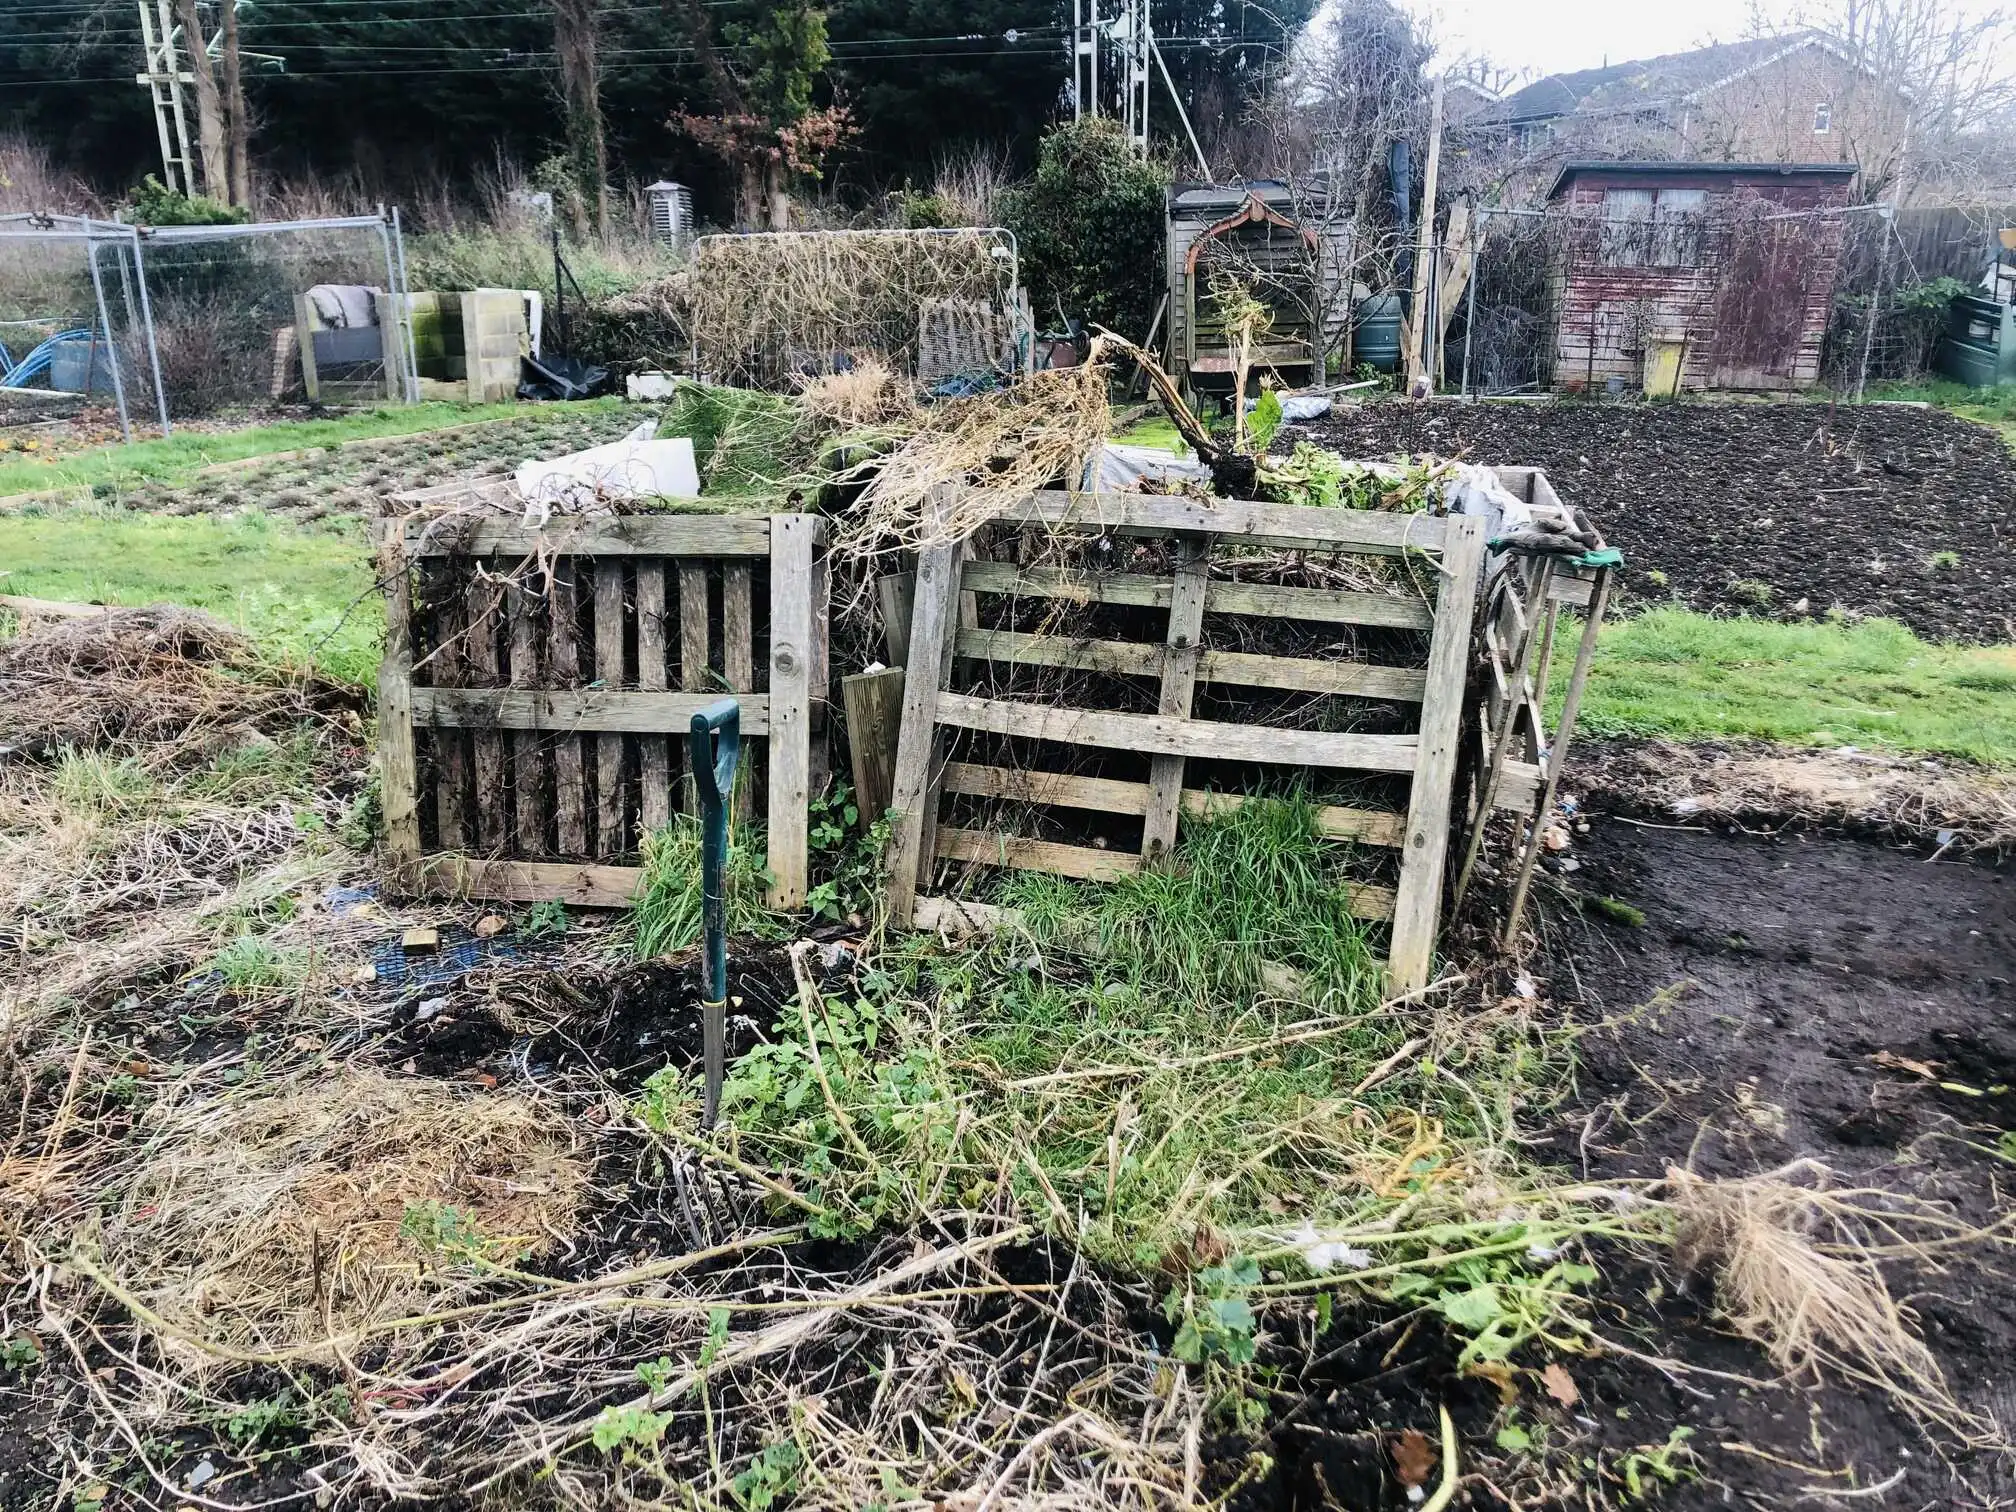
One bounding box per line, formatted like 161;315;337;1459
0;214;413;436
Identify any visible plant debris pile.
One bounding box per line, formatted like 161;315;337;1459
1305;400;2016;642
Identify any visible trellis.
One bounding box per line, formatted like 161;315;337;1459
374;503;827;910
882;490;1488;993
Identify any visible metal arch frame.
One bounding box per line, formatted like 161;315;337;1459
688;225;1031;379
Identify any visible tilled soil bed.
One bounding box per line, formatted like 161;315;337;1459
1302;400;2016;643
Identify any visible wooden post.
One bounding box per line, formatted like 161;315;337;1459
1386;512;1484;994
1405;73;1445;393
723;561;756;822
429;565;468;852
884;523;962;925
766;515;818;909
374;523;422;890
467;570;507;853
1141;535;1210;862
842;667;906;829
508;579;545;855
677;560;710;812
550;559;588;855
293;293;321;402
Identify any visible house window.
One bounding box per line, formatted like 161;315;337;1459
1814;101;1832;133
1600;188;1707;268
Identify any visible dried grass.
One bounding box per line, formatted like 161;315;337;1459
0;606;346;760
835;353;1114;560
1665;1161;2005;1446
92;1069;589;1360
1575;738;2016;850
793;357;912;429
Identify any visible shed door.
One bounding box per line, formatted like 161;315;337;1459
1709;215;1820;387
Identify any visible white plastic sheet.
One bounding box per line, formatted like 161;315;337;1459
513;419;701;526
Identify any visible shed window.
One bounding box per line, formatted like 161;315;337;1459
1814;100;1832;133
1600;187;1706;268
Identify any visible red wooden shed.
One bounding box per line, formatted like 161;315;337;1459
1546;161;1857;393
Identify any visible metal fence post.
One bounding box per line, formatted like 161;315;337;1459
83;238;134;444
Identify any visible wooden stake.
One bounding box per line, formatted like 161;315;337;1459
1405;73;1445;393
1141;536;1210;863
842;667;906;829
374;525;422;890
766;515;817;909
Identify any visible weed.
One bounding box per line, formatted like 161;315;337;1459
1926;550;1961;571
1617;1426;1697;1500
806;781;891;924
633;812;779;959
1587;896;1646;928
632;1063;699;1135
217;1391;303;1449
0;1334;40;1373
53;750;156;818
516;899;570;943
1726;577;1774;606
1643;568;1669;589
731;1439;803;1512
590;1404;673;1456
207;933;297;994
1165;1257;1261;1366
187;728;320;804
339;778;381;852
1387;1254;1600;1368
399;1199;506;1266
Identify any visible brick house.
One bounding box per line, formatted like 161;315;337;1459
1546;161;1857;392
1485;33;1907;195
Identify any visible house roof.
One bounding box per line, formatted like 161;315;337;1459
1495;32;1854;124
1545;160;1861;200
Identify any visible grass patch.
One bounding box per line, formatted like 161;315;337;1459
0;504;376;682
631;811;778;959
1565;608;2016;765
0;400;603;499
1111;414;1192;455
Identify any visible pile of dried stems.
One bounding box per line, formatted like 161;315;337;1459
691;229;1015;389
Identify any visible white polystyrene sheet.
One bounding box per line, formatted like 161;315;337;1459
514;420;701;525
1087;442;1214;492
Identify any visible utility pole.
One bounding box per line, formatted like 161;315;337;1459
135;0;197;195
1405;73;1445;393
1121;0;1149;152
1072;0;1101;119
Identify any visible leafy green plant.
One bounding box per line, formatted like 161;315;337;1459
1927;550;1961;571
218;1391;303;1449
1165;1257;1261;1366
127;173;250;226
806;781;891;923
1587;896;1646;928
517;899;570;943
1643;568;1669;588
1388;1253;1599;1368
731;1439;803;1512
1727;577;1774;606
1248;388;1286;454
633;1063;698;1135
0;1334;41;1374
1618;1427;1697;1500
590;1403;673;1456
399;1200;503;1266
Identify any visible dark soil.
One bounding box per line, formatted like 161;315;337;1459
1525;800;2016;1507
1301;399;2016;643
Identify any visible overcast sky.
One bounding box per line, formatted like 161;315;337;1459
1397;0;1788;79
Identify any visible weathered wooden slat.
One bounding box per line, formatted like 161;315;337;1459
1386;514;1487;993
416;855;644;908
593;563;627;859
876;570;916;666
427;567;468;851
961;560;1433;631
1143;538;1209;861
722;562;756;822
405;515;771;558
375;532;422;886
508;579;546;856
549;560;588;855
467;571;507;853
930;829;1398;920
954;628;1430;703
635;561;672;835
992;490;1451;555
766;515;816;909
940;762;1406;846
412;687;774;734
884;515;963;924
935;825;1141;881
933;692;1419;772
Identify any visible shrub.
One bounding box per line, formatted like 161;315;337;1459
126;174;249;227
1000;118;1170;343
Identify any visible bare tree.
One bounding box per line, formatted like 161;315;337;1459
218;0;250;206
550;0;610;239
172;0;231;202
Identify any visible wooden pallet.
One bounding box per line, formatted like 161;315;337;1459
883;489;1487;993
375;508;828;910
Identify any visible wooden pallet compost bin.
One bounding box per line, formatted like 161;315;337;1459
374;502;828;910
882;488;1488;993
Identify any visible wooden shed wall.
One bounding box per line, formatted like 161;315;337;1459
1550;175;1850;392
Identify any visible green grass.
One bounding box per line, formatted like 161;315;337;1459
0;504;376;682
1566;608;2016;765
1111;415;1192;455
0;399;627;499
